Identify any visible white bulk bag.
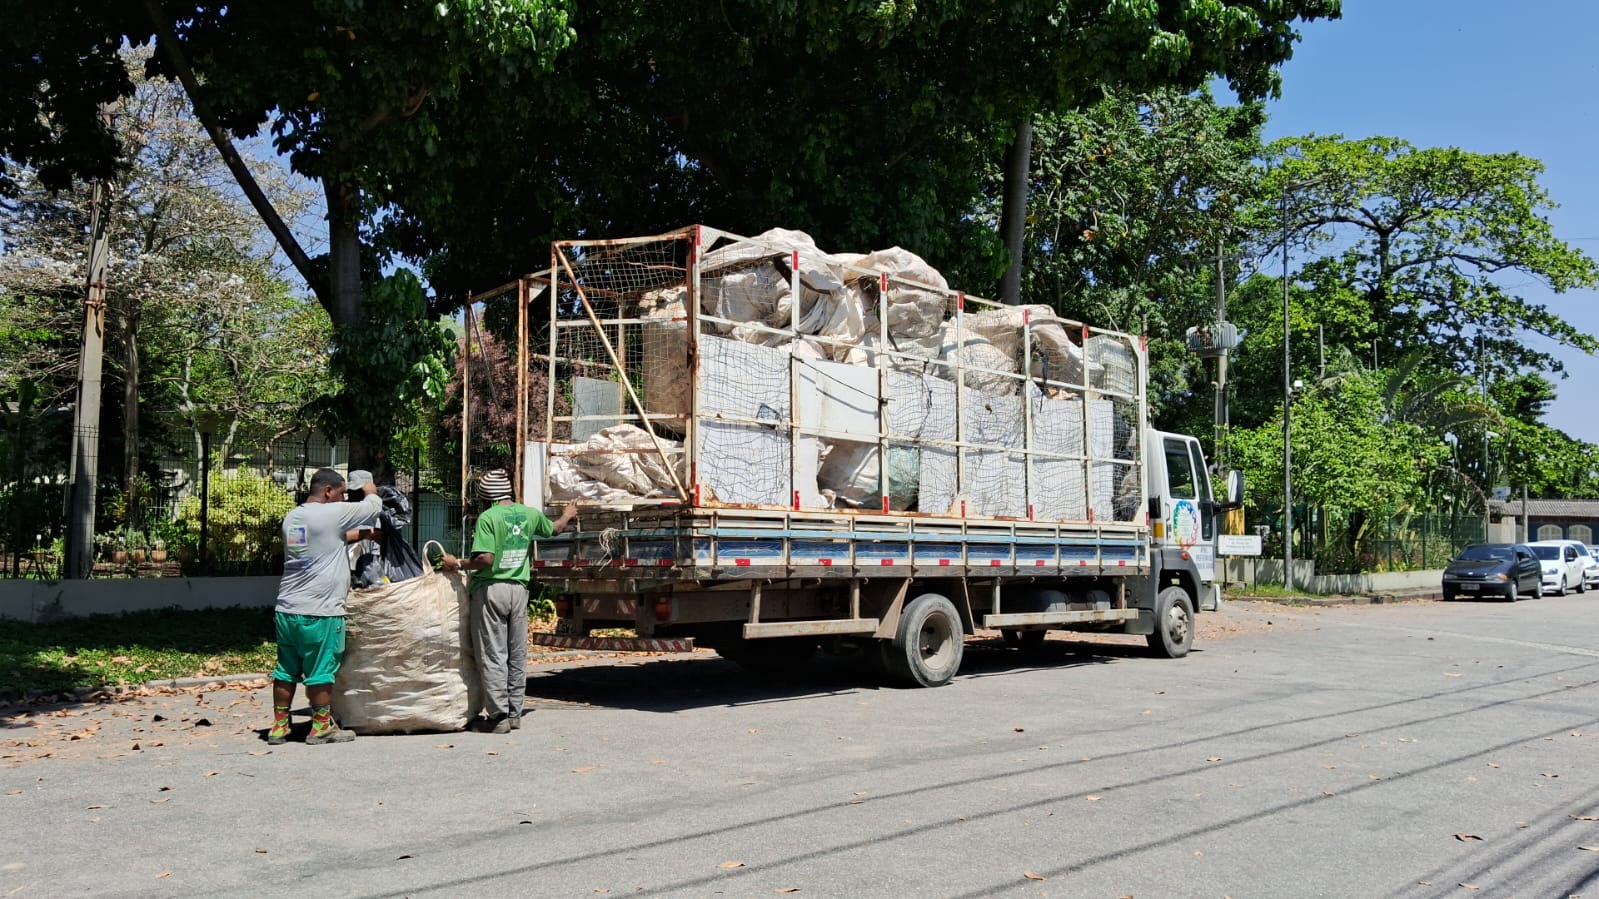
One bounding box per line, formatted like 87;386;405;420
333;564;478;735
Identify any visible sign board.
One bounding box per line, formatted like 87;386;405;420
1216;534;1263;556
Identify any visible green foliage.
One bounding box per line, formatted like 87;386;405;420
175;470;296;569
1230;370;1443;516
306;270;456;472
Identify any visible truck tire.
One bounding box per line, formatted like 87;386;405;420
887;593;964;687
1001;629;1046;651
1146;587;1195;659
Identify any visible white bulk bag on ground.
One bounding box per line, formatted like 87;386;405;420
333;566;478;735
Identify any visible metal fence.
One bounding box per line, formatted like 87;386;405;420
1244;500;1486;575
1;418;468;580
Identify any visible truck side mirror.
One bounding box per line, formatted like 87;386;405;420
1223;470;1244;509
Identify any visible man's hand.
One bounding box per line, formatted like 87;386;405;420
553;501;580;534
440;554;461;573
362;479;379;497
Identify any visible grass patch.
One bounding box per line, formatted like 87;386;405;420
1224;583;1322;601
0;607;276;699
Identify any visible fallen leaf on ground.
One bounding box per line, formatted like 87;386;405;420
1206;757;1222;763
1580;846;1599;852
1022;871;1046;881
254;848;267;854
247;751;271;757
1085;795;1102;802
1455;833;1483;842
1487;763;1500;768
194;718;212;727
774;889;799;894
155;871;172;879
1571;816;1599;822
719;861;745;869
150;798;169;804
1460;883;1479;891
204;771;220;777
435;744;453;750
1443;672;1462;677
1543;773;1560;778
572;766;595;773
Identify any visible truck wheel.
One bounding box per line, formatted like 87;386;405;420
888;593;964;687
1146;587;1194;659
1001;629;1046;651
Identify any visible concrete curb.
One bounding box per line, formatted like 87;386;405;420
1226;590;1441;607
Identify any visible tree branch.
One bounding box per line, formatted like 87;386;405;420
143;0;324;307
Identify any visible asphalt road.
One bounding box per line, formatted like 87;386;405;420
4;594;1599;898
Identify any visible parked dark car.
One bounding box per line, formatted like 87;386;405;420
1442;543;1543;602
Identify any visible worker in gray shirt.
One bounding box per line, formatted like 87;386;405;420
269;467;383;745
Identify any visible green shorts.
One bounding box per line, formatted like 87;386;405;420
272;613;345;686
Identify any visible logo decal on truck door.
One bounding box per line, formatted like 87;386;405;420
1170;499;1202;549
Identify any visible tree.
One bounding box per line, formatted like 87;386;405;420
0;51;327;496
1255;135;1599;380
385;1;1341;305
3;1;577;469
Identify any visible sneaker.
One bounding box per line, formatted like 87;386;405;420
472;714;512;735
508;714;521;731
305;726;356;745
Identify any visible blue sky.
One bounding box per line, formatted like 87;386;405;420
1256;0;1599;443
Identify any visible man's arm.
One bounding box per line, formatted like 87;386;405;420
337;480;383;529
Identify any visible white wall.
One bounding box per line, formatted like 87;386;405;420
0;577;279;623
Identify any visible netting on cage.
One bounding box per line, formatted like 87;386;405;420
533;226;1145;525
542;235;692;506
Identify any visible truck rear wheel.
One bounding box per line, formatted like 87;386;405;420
887;593;964;687
1146;587;1194;659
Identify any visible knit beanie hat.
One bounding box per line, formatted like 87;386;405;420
477;469;514;503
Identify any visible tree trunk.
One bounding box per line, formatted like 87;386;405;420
998;119;1034;306
122;309;140;506
325;178;365;328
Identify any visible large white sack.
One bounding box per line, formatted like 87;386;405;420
962;304;1088;387
334;570;477;735
856;246;949;340
938;324;1019;395
570;424;684;497
548;453;633;503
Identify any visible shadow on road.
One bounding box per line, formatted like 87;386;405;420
526;635;1130;713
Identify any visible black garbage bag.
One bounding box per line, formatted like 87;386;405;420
353;508;425;587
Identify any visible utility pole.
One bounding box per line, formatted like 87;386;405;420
65;174;113;579
1281;185;1295;593
1214;241;1228;469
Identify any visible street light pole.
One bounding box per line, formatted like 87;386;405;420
1281;185;1295;592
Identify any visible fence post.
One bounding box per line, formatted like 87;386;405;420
411;446;420;548
199;431;211;576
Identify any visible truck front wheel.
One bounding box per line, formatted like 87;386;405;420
887;593;965;687
1146;587;1195;659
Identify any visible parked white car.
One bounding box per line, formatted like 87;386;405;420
1575;542;1599;588
1527;540;1588;595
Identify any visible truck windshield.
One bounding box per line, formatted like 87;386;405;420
1164;439;1196;499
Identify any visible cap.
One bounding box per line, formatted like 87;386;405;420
347;469;374;491
477;469;514;502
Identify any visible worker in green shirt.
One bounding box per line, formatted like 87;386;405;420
442;469;578;733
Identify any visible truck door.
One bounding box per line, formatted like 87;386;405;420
1157;436;1217;586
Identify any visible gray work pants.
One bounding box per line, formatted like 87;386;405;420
470;581;528;719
